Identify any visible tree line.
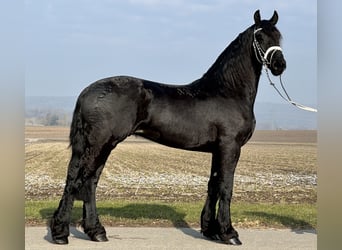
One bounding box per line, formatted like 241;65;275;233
25;108;72;126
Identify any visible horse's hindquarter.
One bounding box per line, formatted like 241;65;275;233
77;76;152;141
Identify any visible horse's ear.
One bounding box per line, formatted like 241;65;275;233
269;10;278;25
254;10;261;26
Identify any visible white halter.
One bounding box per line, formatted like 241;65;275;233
253;28;282;66
253;28;317;113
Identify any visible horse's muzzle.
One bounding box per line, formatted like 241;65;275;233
270;52;286;76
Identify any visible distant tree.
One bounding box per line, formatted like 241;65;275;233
44;112;59;126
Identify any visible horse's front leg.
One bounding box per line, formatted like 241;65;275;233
216;141;242;245
201;153;220;239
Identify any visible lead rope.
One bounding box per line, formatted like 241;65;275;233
264;67;318;112
253;28;317;113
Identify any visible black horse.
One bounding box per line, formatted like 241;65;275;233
50;10;286;245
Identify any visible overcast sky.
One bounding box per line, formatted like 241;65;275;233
25;0;317;105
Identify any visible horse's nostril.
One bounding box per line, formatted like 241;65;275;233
273;61;280;69
271;59;286;75
273;60;286;70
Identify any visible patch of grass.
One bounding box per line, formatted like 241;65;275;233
232;202;316;229
25;200;316;229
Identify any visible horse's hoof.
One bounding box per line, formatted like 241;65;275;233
201;228;220;241
210;234;221;241
53;237;68;244
227;237;242;245
203;233;220;241
91;233;108;242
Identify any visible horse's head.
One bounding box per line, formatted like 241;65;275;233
253;10;286;76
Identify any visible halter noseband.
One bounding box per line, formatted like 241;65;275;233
253;28;282;67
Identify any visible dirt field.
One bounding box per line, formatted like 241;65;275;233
25;126;317;204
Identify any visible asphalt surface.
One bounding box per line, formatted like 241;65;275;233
25;226;316;250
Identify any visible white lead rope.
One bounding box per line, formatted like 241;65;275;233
264;68;318;113
254;28;317;113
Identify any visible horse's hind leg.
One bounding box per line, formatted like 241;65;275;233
50;147;85;244
72;132;121;242
50;127;117;244
77;166;107;241
77;144;114;242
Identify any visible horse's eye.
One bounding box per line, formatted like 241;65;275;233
256;34;263;42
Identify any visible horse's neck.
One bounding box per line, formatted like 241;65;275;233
199;28;262;103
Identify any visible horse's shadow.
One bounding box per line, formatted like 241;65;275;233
40;203;203;243
44;226;89;243
242;211;317;235
40;204;317;243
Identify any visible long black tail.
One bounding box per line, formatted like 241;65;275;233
69;99;86;154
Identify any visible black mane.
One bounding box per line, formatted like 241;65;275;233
142;25;262;100
190;25;261;99
204;26;256;80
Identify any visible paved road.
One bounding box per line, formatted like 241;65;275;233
25;227;316;250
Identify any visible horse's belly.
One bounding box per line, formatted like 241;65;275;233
136;122;217;151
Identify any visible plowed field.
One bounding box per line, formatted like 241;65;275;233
25;127;317;204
